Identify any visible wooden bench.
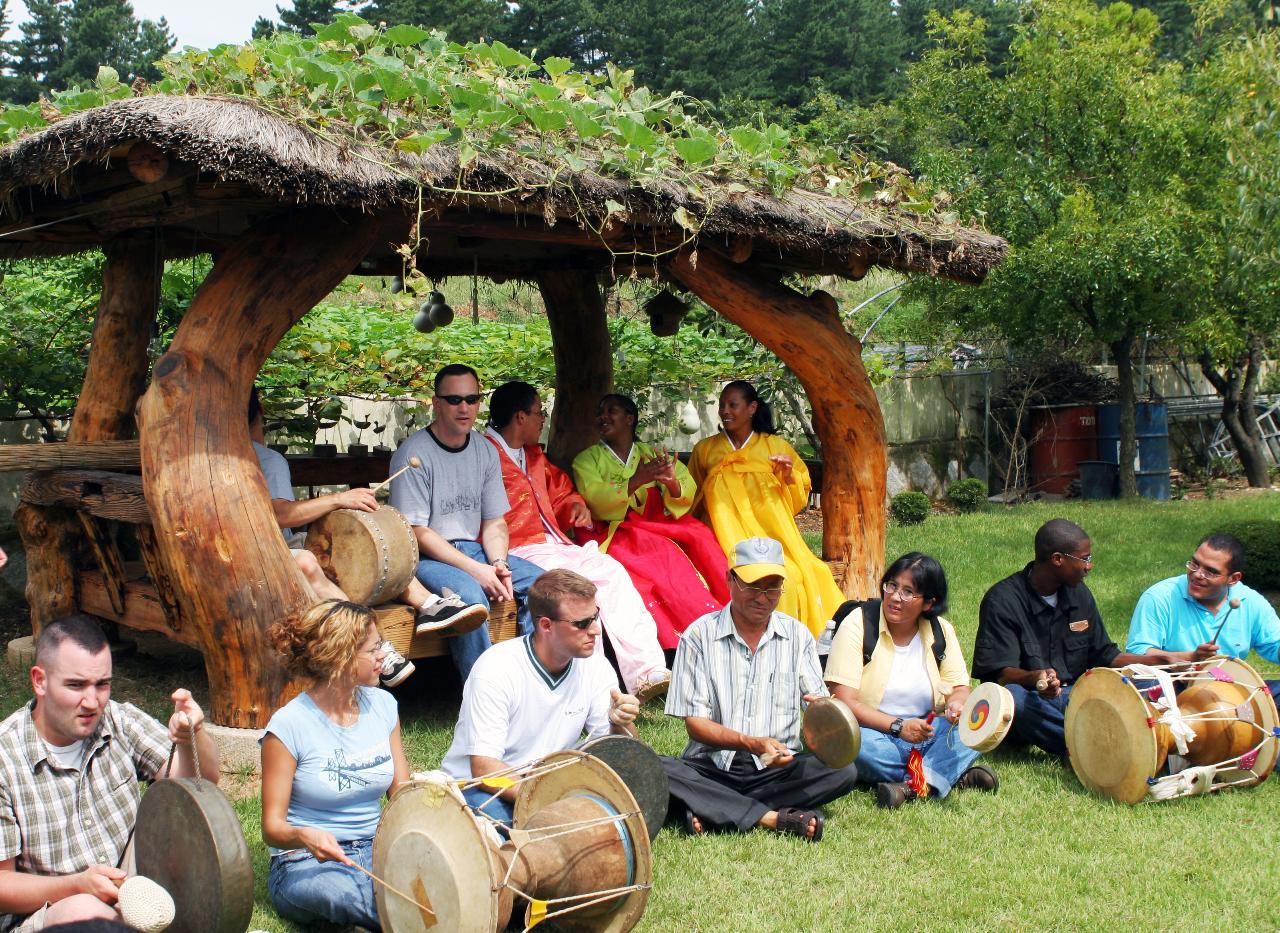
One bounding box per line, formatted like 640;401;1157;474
80;565;521;662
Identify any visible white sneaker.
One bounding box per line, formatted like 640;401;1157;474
378;641;415;687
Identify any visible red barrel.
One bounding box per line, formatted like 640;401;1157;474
1029;406;1097;494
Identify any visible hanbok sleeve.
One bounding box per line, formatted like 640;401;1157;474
572;448;630;522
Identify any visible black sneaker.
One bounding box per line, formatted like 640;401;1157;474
414;590;489;635
378;641;415;688
955;764;999;793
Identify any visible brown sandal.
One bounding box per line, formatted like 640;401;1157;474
774;807;823;842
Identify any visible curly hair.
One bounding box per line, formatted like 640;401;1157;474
268;600;376;685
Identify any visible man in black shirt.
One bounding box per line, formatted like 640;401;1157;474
973;519;1166;756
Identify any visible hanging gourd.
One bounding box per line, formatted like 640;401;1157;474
644;290;689;336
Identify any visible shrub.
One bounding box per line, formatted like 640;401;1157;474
1222;520;1280;590
890;491;930;525
946;478;988;513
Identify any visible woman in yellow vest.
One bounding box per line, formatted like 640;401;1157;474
688;380;845;637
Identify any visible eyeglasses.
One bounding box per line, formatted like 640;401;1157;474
527;408;547;420
882;580;922;601
553;610;601;630
732;575;784;598
437;393;484;406
1186;559;1225;579
360;643;385;660
1059;553;1093;566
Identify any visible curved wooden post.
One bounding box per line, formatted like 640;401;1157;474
668;251;886;597
136;210;379;728
538;269;614;467
17;233;160;630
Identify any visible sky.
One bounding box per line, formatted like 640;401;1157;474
3;1;283;49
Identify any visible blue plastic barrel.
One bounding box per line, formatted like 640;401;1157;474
1096;402;1170;500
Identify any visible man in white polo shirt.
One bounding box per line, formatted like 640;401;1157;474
441;569;641;825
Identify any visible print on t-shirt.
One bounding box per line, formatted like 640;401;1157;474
323;745;392;792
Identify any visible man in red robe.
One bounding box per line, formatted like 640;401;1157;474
484;382;671;701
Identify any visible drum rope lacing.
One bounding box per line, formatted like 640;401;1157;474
1126;665;1197;755
462;758;652;930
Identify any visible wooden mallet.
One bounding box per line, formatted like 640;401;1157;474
370;456;420;494
1210;596;1243;645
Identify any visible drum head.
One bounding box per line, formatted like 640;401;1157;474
577;736;668;842
802;697;860;769
514;750;652;933
1065;668;1160;804
133;778;253;933
959;682;1015;752
1209;658;1280;782
306;506;418;605
373;781;500;933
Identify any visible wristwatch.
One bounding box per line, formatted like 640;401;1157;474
490;558;510;570
889;717;904;738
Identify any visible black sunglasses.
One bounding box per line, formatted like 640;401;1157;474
437;393;484;406
553;609;601;630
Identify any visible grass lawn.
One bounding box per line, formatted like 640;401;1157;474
2;494;1278;930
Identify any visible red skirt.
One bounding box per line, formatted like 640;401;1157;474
579;495;729;648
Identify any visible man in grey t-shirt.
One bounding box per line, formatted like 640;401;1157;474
390;364;545;679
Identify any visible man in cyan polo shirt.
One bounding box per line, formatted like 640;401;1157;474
1127;532;1280;701
973;518;1163;756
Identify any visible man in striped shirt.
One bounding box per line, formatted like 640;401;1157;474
662;537;857;841
0;615;219;932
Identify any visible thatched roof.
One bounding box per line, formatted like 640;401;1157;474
0;95;1006;283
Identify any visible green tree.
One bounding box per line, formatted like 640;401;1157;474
358;0;507;42
1181;28;1280;486
899;0;1022;71
758;0;907;106
901;0;1202;497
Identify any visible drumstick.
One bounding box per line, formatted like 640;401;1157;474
1210;597;1242;645
369;456;420;494
1035;675;1049;692
347;860;437;919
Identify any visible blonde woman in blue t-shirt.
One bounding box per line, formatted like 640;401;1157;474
261;600;410;931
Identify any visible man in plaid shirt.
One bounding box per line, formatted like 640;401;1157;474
0;615;220;931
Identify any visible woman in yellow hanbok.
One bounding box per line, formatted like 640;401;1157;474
688;381;845;637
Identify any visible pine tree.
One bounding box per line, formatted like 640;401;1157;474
760;0;907;107
359;0;507;42
8;0;67;103
50;0;174;90
251;16;277;39
276;1;351;35
499;0;608;67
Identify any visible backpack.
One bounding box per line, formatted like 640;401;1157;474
828;598;946;667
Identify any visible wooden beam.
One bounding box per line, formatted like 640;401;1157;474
0;440;141;473
80;570;201;648
135;208;381;728
668;251;887;598
537;269;614;469
20;470;149;523
77;513;128;617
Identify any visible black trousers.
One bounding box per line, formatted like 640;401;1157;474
661;752;858;832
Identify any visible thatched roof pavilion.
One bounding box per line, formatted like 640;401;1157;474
1;85;1005;727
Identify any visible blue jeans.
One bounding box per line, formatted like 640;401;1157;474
414;540;544;680
463;785;515;827
856;720;980;798
1006;683;1073;757
268;838;379;931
